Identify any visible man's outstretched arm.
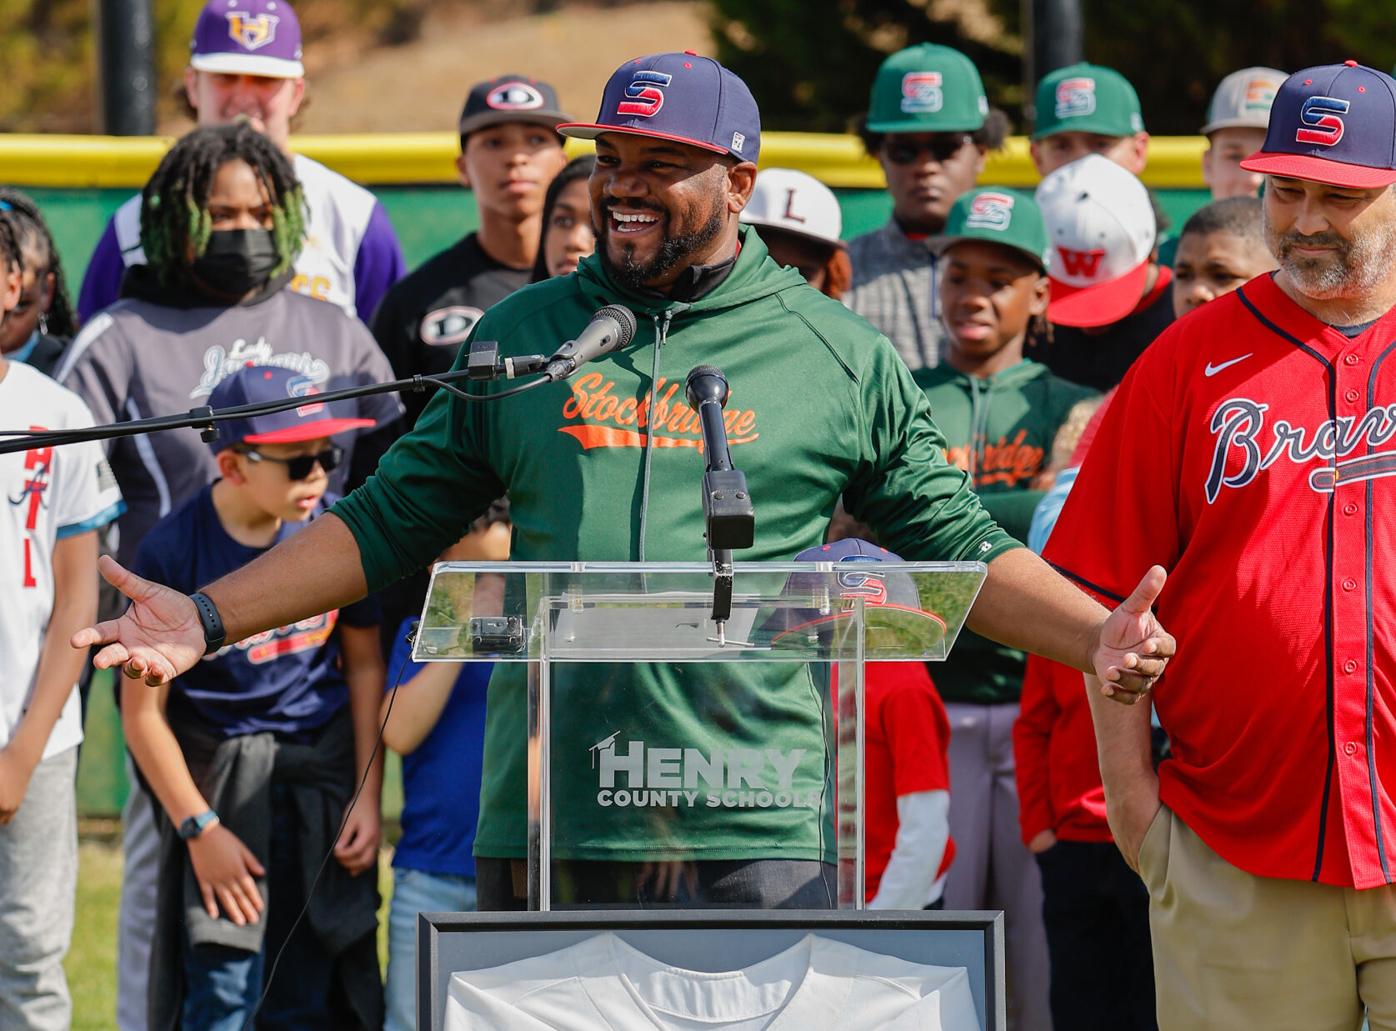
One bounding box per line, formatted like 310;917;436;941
968;547;1172;703
72;513;368;686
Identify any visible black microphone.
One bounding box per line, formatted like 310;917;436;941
685;365;754;551
685;365;734;472
544;305;637;381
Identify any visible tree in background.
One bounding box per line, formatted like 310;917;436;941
709;0;1024;134
8;0;1396;135
710;0;1396;135
2;0;432;133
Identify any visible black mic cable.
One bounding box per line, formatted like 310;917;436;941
0;305;639;456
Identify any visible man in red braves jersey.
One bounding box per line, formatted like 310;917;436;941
1047;61;1396;1029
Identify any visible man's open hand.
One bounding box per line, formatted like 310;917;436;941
70;555;206;687
1091;565;1174;705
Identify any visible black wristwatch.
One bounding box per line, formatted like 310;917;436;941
178;809;220;840
189;591;227;655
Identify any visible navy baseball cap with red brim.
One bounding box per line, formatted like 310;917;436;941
761;539;948;656
206;365;376;453
1240;61;1396;189
558;51;761;162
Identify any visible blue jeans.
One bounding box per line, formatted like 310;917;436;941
180;783;335;1030
385;868;476;1031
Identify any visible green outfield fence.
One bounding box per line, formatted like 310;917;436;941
2;131;1211;816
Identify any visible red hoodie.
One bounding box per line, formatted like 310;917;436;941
1014;652;1113;844
1012;387;1124;845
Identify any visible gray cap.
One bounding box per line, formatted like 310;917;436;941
1201;67;1287;135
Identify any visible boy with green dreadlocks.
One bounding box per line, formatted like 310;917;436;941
55;123;401;1030
57;121;400;586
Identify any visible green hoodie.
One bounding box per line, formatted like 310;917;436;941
335;227;1020;862
913;359;1097;705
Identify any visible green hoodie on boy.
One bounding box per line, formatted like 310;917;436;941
913;359;1097;705
334;227;1020;862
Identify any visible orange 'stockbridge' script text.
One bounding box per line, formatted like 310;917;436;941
560;372;760;451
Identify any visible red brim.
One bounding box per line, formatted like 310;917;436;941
1239;151;1396;189
557;122;729;155
243;418;376;444
770;604;948;643
1048;260;1152;329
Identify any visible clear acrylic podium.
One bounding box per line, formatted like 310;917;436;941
413;560;987;911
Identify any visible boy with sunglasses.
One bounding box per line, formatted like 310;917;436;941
122;365;386;1029
847;43;1010;371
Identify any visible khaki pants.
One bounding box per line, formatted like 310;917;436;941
1138;806;1396;1030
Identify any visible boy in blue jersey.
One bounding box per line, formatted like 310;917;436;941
121;365;386;1030
379;501;509;1031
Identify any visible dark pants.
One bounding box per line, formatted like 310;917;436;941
181;784;336;1030
1035;839;1156;1031
476;858;838;911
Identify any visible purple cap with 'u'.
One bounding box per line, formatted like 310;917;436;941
558;51;761;161
190;0;305;80
1240;61;1396;188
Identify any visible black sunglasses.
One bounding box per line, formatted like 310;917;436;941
882;134;974;166
235;444;343;481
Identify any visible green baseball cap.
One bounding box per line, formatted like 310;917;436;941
930;188;1049;269
866;43;989;134
1033;62;1145;140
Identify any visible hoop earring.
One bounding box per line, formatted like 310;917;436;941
37;313;48;336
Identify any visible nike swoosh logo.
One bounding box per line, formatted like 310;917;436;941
1204;354;1253;377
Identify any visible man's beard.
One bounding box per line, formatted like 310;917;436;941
1264;207;1396;300
600;204;725;291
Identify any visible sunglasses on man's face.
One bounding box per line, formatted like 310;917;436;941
882;134;974;166
236;444;343;481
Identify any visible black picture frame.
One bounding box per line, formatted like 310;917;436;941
417;909;1005;1030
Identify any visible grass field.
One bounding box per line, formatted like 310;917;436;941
68;670;402;1027
65;832;396;1028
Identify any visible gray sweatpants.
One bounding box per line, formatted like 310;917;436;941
942;701;1053;1031
116;757;159;1031
0;746;78;1031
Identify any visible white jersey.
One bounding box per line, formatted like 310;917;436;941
444;932;979;1031
0;363;124;758
109;153;379;318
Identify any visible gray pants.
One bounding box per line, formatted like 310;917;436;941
116;758;159;1031
0;746;78;1031
943;702;1053;1031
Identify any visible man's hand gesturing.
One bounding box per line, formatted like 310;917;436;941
70;555;207;687
1091;565;1174;705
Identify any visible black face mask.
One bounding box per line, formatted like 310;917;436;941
190;229;280;297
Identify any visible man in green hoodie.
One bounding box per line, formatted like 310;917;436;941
77;53;1174;913
916;187;1097;1027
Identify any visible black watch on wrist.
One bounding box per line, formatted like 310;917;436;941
189;591;227;655
178;809;219;840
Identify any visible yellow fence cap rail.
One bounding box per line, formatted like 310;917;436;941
1;131;1208;191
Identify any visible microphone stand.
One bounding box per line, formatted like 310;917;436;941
686;366;756;646
0;338;548;456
